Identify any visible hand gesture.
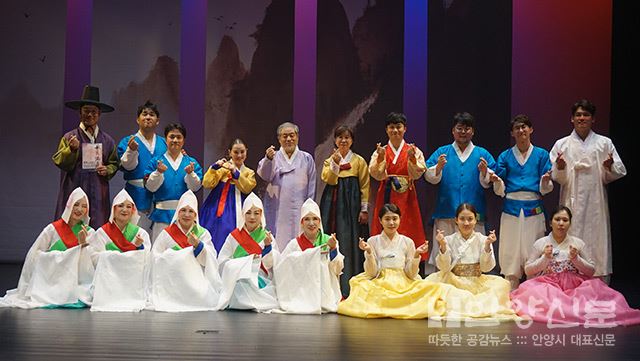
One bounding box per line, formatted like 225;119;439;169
331;148;342;165
156;159;168;173
78;224;89;246
435;229;446;253
415;241;429;257
134;234;144;247
358;211;368;225
358;237;372;254
407;143;417;164
187;230;200;248
265;145;276;160
485;230;497;252
603;152;614;171
264;231;273;247
127;136;139;151
541;170;552;183
327;233;338;250
569;245;579;260
184;161;195;174
478;157;488;176
68;135;80;152
375;143;386;162
555;151;566;170
489;173;501;183
543;244;554;259
96;165;108;177
215;158;227;167
436;154;447;173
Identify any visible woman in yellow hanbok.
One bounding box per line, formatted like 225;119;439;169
338;203;446;319
425;203;518;320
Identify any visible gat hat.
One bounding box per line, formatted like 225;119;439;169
65;85;115;113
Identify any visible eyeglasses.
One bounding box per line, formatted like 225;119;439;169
454;126;472;133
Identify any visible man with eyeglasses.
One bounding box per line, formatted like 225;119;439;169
549;99;626;284
52;85;119;228
257;122;316;250
423;112;496;274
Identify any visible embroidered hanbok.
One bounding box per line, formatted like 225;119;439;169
1;188;95;309
217;193;278;312
369;140;427;260
149;191;222;312
511;234;640;326
89;189;152;312
550;130;626;276
257;146;316;250
425;231;518;320
200;163;256;253
338;233;446;319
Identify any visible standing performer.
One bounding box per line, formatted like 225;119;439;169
319;125;369;295
257;122;316;250
369;112;427;261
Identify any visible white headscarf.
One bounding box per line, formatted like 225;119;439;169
61;187;90;225
109;189;140;225
299;198;323;233
237;192;266;230
170;190;200;225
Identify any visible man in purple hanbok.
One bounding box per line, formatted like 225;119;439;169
52;85;119;229
257;122;316;251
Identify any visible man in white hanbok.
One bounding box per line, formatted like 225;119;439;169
0;188;95;308
217;193;279;311
550;99;626;282
89;189;152;312
274;198;344;314
149;190;222;312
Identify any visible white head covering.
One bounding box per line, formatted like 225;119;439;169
299;198;323;233
238;192;266;230
170;190;199;225
109;189;140;225
61;187;90;225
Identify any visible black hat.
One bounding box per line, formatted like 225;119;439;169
64;85;115;113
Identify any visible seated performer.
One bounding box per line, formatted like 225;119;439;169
274;198;343;314
511;206;640;326
217;193;278;312
338;203;446;319
149;190;221;312
425;203;518;320
1;188;95;309
89;189;151;312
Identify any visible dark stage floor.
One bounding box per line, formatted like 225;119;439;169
1;263;639;361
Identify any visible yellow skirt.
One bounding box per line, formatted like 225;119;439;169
338;268;446;319
425;271;519;320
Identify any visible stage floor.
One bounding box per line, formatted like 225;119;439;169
1;263;639;361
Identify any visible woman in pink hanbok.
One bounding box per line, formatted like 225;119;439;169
511;206;640;326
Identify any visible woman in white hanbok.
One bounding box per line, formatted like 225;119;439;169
89;189;151;312
149;190;222;312
217;193;279;311
274;198;344;314
0;188;95;308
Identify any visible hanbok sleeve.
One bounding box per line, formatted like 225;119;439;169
363;237;379;278
368;150;387;181
118;136;138;171
602;141;627;184
478;235;496;273
356;156;370;210
235;167;257;194
104;146;120;180
407;146;426;180
403;237;421;279
52;136;79;172
569;237;596;277
202;166;224;189
321;158;339;185
524;240;551;277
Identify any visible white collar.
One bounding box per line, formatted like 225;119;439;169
511;143;533;166
453;141;475;162
79;123;99;143
136;131;156;152
339;150;353;164
280;146;299;164
387;139;405;165
164;151;184;171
